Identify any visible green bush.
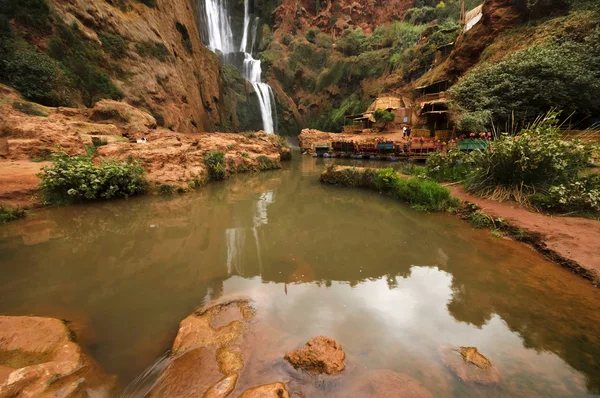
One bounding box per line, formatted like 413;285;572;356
48;22;123;106
465;112;597;202
158;184;175;195
0;38;74;106
531;174;600;214
426;147;472;182
204;151;226;181
468;210;494;228
12;101;48;116
313;94;369;132
38;153;147;204
135;41;170;61
315;32;332;49
335;28;366;56
99;32;127;59
321;166;457;211
0;205;25;224
373;109;395;126
256;155;281;171
449;32;600;128
305;28;318;43
1;0;51;33
404;6;437;24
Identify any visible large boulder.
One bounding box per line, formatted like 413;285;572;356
0;316;115;398
148;300;256;398
284;336;346;375
238;382;290;398
440;346;500;385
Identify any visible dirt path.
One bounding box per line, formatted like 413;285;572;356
447;185;600;287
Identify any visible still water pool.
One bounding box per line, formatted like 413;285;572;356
0;153;599;397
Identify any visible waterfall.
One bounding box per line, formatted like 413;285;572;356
197;0;276;134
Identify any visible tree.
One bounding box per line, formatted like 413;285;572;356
373;109;396;131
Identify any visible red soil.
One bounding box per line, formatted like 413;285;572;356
448;186;600;287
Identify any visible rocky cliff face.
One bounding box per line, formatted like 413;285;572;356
47;0;222;133
271;0;414;37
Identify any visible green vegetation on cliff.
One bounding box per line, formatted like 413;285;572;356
0;0;123;107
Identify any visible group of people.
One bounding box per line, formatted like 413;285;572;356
402;125;412;138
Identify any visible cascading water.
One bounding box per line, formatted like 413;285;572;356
197;0;276;134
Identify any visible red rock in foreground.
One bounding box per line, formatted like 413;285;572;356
284;336;346;375
238;382;290;398
439;346;500;385
0;316;115;397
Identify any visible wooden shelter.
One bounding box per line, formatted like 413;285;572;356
344;96;413;132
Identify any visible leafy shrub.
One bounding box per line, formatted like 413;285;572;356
531;174;600;214
373;109;395;126
0;38;74;106
465;112;597;202
449;32;600;128
204;151;226;180
158;184;175;195
38;153;147;204
48;22;123;106
315;32;332;49
404;6;437;24
426;147;472;182
0;205;25;224
1;0;51;33
256;155;281;171
335;28;366;56
321;166;457;211
468;210;493;228
305;28;318;43
12;101;47;116
313;94;369;132
99;32;127;59
135;41;170;61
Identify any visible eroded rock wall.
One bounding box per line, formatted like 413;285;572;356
47;0;222;133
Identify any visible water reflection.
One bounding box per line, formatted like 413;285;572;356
0;154;599;396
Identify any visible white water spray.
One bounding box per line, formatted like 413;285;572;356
198;0;276;134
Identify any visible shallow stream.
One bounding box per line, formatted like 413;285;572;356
0;153;599;397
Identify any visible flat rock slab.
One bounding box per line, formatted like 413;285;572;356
284;336;345;375
440;346;500;385
0;316;115;397
149;300;255;398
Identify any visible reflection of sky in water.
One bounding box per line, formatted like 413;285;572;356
1;155;599;396
221;266;592;397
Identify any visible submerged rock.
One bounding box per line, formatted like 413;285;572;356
341;369;434;398
440;346;500;385
284;336;346;375
203;374;239;398
238;382;290;398
149;300;255;398
0;316;115;398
